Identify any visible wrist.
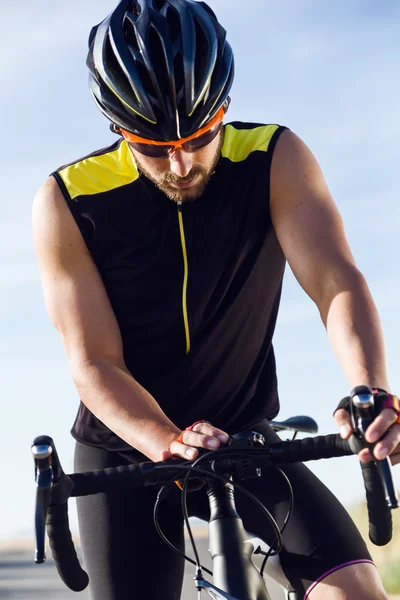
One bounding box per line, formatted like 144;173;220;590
129;425;181;462
156;428;182;461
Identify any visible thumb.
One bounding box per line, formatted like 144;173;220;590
161;449;173;461
334;408;353;439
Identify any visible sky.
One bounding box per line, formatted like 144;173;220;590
1;0;399;545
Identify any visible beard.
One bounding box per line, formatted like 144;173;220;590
132;132;223;204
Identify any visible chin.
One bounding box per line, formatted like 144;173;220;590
163;179;209;203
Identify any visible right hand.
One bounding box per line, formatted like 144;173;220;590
161;421;230;461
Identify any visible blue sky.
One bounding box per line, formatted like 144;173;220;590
1;1;399;542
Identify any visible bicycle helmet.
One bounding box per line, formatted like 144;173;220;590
87;0;235;141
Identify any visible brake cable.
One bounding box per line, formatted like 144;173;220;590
259;466;294;577
153;481;213;576
152;448;290;577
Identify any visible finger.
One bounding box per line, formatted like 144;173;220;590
372;425;400;461
181;429;223;450
359;447;400;464
365;409;399;444
358;447;374;463
161;449;173;461
333;408;353;439
168;440;199;460
190;422;229;444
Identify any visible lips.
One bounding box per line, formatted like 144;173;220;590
171;174;199;189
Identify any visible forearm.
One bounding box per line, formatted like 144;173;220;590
72;361;180;461
319;269;390;390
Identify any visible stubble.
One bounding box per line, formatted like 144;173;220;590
132;131;224;204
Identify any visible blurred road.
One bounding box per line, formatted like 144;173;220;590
2;541;398;599
0;538;284;599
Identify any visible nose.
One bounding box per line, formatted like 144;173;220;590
168;148;193;178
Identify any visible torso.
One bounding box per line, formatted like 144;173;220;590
53;121;288;450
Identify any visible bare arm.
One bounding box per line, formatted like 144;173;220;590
270;130;399;463
33;177;226;461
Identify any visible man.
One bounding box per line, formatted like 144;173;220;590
33;1;399;598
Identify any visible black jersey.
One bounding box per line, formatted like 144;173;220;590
52;122;288;451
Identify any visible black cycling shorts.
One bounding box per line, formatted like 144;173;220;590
74;419;372;599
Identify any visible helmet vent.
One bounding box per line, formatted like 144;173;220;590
130;1;141;17
104;35;134;99
173;53;185;96
148;25;167;78
165;5;182;45
123;16;140;54
153;0;166;12
136;58;156;98
193;17;211;93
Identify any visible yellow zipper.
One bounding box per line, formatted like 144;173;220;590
177;203;191;353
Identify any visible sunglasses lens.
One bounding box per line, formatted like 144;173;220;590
129;122;222;158
182;123;222;153
129;142;171;158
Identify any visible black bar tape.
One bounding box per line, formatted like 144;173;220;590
265;434;353;464
46;503;89;591
360;461;392;546
69;462;159;497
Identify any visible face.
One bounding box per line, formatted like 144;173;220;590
129;129;224;204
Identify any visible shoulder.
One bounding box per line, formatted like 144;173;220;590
269;129;341;239
32;175;94;284
221;121;289;163
270;129;327;197
33;176;66;219
52;138;140;200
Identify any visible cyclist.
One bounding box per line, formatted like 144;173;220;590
33;1;399;599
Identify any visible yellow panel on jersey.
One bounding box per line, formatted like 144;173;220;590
58;140;139;200
221;124;280;163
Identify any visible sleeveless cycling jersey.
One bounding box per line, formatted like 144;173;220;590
52;122;288;451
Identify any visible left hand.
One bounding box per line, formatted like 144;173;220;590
334;405;400;465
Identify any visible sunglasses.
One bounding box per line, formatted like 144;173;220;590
119;106;224;159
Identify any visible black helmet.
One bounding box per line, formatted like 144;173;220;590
87;0;235;141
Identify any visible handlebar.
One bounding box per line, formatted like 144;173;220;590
32;435;88;591
346;385;399;549
32;424;397;592
350;386;399;511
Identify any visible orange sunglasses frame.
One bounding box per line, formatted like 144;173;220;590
119;106;225;149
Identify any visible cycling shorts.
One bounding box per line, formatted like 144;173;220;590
74;419;372;599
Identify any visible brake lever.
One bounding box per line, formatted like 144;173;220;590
32;434;66;563
351;385;398;509
32;440;54;563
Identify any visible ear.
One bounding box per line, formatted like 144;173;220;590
110;123;122;135
223;96;231;115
